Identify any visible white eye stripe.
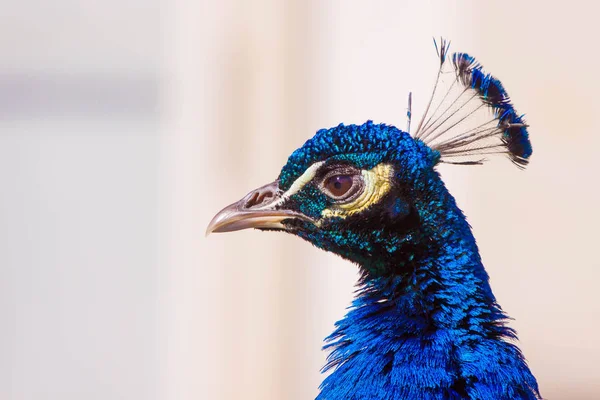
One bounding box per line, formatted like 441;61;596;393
254;161;325;210
283;161;325;199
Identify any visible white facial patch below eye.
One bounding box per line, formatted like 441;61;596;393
321;163;393;219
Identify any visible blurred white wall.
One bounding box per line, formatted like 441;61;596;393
0;1;160;399
2;1;600;399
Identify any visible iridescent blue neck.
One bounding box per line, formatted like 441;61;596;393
317;182;540;400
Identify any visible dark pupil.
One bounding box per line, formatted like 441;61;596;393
326;175;353;197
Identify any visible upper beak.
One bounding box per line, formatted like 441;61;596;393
206;180;312;235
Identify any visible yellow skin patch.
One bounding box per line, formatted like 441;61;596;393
321;164;393;219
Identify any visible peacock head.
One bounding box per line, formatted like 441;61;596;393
207;44;533;275
206;121;441;272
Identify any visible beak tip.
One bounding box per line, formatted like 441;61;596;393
205;220;219;237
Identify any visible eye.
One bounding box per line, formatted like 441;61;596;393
324;175;354;197
320;169;363;202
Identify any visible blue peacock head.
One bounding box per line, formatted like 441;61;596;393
273;122;439;271
207;40;533;278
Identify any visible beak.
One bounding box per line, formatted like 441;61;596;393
206;180;312;236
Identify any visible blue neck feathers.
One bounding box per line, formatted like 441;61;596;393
317;178;540;400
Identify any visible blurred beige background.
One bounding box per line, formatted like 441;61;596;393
2;0;600;399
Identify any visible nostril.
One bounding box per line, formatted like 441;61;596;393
245;192;259;208
244;189;275;209
242;181;280;209
256;191;273;204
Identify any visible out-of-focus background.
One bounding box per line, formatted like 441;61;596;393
2;1;599;399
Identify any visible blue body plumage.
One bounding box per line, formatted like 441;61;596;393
207;39;540;399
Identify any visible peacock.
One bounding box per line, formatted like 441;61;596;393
207;39;540;399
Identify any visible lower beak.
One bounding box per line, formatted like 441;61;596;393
206;180;312;235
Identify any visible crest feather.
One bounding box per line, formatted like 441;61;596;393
414;39;532;168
